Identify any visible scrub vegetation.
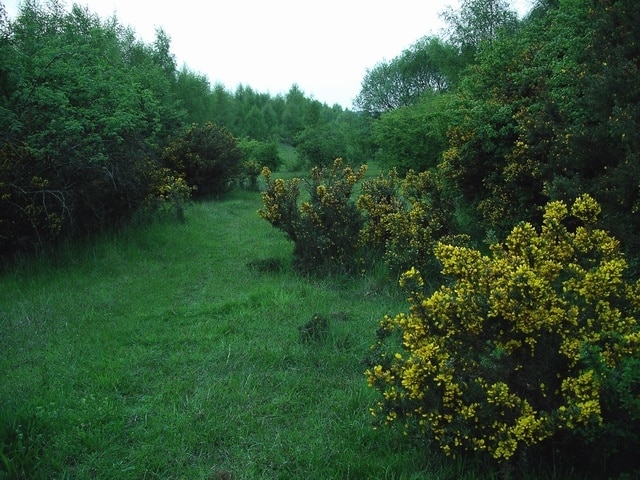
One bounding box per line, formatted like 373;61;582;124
2;0;640;478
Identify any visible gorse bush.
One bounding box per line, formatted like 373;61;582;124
259;158;366;274
358;168;461;279
366;194;640;468
162;122;242;198
380;169;460;279
144;166;193;221
238;139;281;172
357;168;404;256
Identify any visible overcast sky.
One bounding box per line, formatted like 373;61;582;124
3;0;533;109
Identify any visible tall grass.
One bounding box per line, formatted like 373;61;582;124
0;189;589;479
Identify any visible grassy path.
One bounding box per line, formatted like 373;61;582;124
1;191;431;479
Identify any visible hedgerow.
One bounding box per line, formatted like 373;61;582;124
366;194;640;469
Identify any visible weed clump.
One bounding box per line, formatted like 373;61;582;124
299;313;330;343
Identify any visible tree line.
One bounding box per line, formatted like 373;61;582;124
0;0;369;261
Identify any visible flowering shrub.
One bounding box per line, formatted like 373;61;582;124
145;166;193;221
358;169;460;279
366;194;640;465
259;158;366;273
357;168;404;255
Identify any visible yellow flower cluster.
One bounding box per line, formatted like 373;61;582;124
358;168;459;277
367;194;640;461
357;168;404;249
257;167;301;240
145;166;193;218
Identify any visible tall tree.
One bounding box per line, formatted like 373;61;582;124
440;0;519;57
174;67;213;125
354;36;464;115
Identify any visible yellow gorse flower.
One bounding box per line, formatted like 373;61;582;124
367;194;640;461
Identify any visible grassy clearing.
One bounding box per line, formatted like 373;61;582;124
1;186;593;479
0;189;443;480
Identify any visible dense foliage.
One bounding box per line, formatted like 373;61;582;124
0;1;363;261
367;195;640;471
355;0;640;264
161;122;242;198
357;168;462;279
0;2;175;256
441;0;640;254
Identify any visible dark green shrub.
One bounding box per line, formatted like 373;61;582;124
0;144;67;257
162;122;242;198
0;142;153;258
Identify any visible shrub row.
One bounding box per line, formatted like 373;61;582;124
260;163;640;474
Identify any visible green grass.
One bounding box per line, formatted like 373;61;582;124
0;190;435;480
0;189;596;480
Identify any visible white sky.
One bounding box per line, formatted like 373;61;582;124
3;0;533;109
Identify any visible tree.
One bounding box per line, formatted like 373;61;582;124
372;92;456;173
209;83;237;128
440;0;519;57
174;67;213;125
295;122;349;168
354;37;464;115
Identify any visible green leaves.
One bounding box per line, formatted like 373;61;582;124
354;36;464;115
0;2;186;255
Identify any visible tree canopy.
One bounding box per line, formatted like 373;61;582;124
354;36;464;115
